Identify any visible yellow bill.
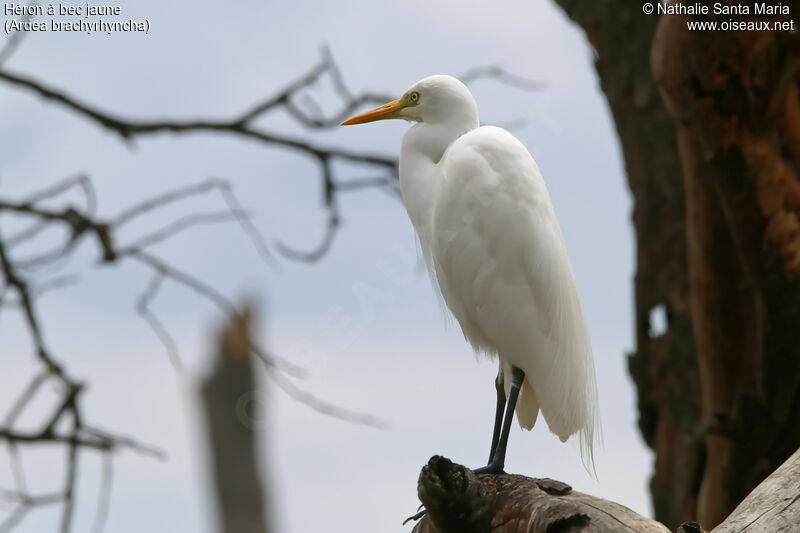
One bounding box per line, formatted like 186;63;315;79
341;98;404;125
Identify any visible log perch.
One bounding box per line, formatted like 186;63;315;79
410;456;670;533
411;447;800;532
709;446;800;533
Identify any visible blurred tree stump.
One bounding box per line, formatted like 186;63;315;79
410;456;670;533
200;305;270;533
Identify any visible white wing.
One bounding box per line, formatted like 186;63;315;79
430;126;598;467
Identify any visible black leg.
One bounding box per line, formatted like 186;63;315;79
473;365;524;475
403;366;524;525
488;369;506;464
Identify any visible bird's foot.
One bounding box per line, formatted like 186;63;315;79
471;459;505;475
402;508;427;525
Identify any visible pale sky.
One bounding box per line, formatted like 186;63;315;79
0;1;653;531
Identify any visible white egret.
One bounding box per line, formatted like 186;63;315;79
342;75;598;477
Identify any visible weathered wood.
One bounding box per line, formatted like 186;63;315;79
410;456;670;533
710;446;800;532
410;449;800;532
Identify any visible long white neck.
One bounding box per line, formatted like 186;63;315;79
398;116;478;249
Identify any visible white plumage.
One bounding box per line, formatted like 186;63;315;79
343;75;598;471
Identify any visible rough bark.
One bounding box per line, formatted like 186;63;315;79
651;6;800;528
551;2;700;529
551;1;800;529
200;306;270;533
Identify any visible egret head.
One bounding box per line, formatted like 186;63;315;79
341;75;478;127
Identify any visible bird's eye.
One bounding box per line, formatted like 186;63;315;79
409;91;420;103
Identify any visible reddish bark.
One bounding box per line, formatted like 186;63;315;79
553;1;800;529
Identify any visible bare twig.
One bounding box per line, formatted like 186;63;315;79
120;211;246;256
127;251;304;379
80;426;165;459
274;210;339;263
0;68;398;169
459;65;546;92
59;411;80;533
2;373;50;427
267;368;387;429
20;174;96;213
111;178;228;226
113;177;275;267
0;239;66;375
90;454;112;533
136;273;182;370
0;0;37;66
0;505;29;533
216;180;276;268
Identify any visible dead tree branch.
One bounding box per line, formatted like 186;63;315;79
708;446;800;532
0;48;541;262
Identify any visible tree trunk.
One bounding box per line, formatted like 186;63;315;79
651;8;800;528
552;1;800;530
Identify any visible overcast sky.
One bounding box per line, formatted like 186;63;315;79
1;1;653;531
